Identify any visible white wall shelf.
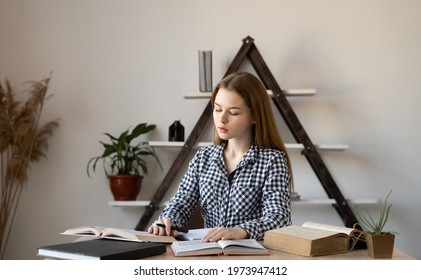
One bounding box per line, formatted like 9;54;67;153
184;89;316;99
292;198;378;205
109;198;377;207
108;200;168;207
149;141;349;151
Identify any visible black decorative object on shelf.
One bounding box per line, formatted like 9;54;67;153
169;120;184;142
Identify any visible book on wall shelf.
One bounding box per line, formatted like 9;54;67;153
37;238;166;260
198;50;212;92
61;225;176;243
171;239;269;257
263;221;362;257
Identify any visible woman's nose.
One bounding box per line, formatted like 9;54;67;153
219;112;227;123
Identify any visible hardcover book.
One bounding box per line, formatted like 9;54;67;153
198;50;212;92
37;239;166;260
263;221;361;257
171;239;269;257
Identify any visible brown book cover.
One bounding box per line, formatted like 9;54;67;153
263;222;361;257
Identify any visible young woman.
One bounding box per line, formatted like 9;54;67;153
148;71;293;241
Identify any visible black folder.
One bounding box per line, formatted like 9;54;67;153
37;239;166;260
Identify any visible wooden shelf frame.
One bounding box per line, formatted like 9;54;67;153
135;36;360;230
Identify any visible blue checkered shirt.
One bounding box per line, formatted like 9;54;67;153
160;143;291;240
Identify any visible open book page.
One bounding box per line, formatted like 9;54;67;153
217;239;269;255
273;225;345;240
171;239;268;256
171;240;223;256
61;226;103;236
99;228;175;243
175;228;211;241
61;226;176;243
217;239;265;250
302;221;356;236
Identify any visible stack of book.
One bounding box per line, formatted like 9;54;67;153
37;225;175;260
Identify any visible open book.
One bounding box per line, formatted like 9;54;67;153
175;228;211;241
171;239;269;257
263;221;362;257
61;226;176;243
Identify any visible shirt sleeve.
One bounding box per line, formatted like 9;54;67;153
159;151;201;228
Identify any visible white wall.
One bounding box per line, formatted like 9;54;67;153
1;0;420;259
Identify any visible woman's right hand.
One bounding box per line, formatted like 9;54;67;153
148;218;172;236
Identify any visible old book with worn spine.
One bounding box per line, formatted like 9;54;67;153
263;221;361;257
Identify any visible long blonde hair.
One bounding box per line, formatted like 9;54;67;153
211;72;293;190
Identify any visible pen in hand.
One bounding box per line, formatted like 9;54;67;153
156;223;188;233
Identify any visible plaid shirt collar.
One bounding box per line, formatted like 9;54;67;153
211;142;259;170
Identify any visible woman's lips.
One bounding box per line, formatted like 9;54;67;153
217;127;228;133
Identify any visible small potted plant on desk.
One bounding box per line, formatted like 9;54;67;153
87;123;162;201
353;190;397;258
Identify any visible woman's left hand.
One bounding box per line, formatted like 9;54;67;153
202;226;248;242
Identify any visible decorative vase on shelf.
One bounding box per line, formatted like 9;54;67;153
108;175;143;201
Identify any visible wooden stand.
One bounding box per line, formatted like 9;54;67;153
135;36;359;230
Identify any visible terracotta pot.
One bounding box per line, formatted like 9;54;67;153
108;175;143;201
366;232;395;258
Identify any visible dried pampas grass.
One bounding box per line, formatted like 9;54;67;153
0;76;59;259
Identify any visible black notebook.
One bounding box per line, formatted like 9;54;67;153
37;239;166;260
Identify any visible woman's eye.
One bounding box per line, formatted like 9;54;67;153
230;111;240;115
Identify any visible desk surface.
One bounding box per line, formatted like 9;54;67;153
74;237;413;260
145;244;413;260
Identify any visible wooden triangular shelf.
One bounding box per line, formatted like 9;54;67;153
135;36;358;230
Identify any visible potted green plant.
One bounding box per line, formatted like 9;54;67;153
353;190;397;258
87;123;162;201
